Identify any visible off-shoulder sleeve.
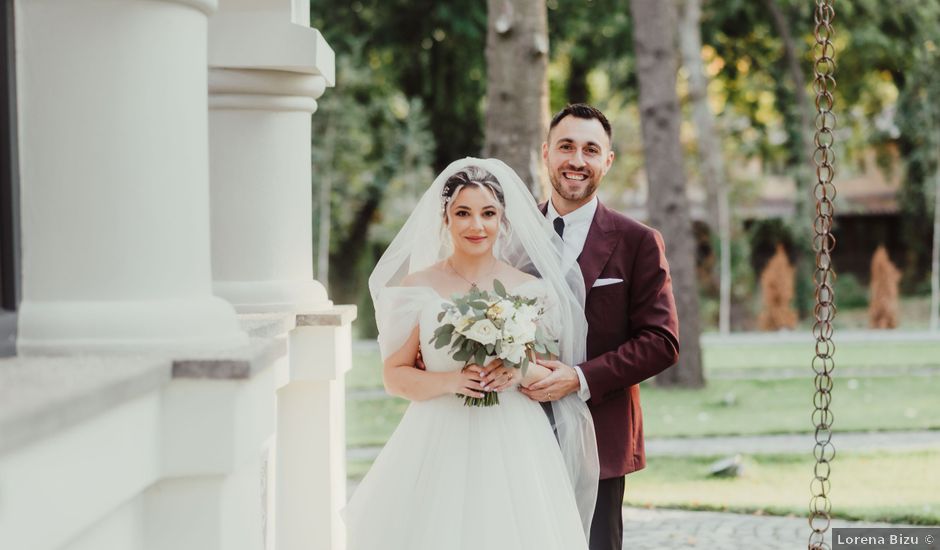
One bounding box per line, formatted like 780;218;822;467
374;286;439;361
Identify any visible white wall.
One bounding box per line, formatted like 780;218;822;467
2;0;347;548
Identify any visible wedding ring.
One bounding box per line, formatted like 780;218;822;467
548;392;553;399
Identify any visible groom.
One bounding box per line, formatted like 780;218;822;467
519;104;680;550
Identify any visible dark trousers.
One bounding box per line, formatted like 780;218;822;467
589;476;625;550
540;403;624;549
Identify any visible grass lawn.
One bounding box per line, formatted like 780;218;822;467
347;451;940;525
350;336;940;389
346;311;940;525
347;347;386;390
704;339;940;372
641;376;940;438
347;375;940;447
624;450;940;525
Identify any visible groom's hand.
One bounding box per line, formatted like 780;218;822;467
520;359;580;402
414;345;427;371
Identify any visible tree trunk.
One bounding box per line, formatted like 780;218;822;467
931;125;940;332
566;55;590;105
484;0;550;200
678;0;731;334
764;0;814;173
328;190;382;307
630;0;704;387
765;0;815;319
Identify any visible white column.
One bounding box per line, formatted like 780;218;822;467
207;4;335;313
15;0;247;354
276;306;355;550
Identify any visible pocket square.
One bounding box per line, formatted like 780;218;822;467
592;278;623;288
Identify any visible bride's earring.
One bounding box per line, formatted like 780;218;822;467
440;219;454;255
494;218;513;261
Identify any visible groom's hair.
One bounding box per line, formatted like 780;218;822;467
549;103;612;142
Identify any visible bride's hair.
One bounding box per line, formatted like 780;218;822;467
440;166;504;221
439;165;513;258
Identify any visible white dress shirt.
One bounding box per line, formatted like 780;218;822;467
546;195;598;401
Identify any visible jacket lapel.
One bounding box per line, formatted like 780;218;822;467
539;199;619;295
577;202;619;295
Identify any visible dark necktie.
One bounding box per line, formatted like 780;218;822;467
553;216;565;240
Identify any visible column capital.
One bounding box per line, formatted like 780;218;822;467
209;68;328;112
208;13;335;85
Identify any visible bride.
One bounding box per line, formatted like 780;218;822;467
344;158;599;550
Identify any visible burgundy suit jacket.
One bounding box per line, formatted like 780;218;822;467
541;200;680;479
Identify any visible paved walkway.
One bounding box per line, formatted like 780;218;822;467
622;507;919;549
340;480;917;549
347;430;938;547
709;364;940;379
645;429;940;457
348;333;939;545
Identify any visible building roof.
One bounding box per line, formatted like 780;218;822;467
604;146;902;223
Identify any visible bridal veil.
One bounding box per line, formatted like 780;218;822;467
368;157;600;537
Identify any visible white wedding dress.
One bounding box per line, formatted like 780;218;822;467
344;280;590;550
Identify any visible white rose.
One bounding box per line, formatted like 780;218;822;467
486;299;516;322
502;317;537;344
500;341;527;365
452;313;475;333
515;304;541;324
460;318;498;346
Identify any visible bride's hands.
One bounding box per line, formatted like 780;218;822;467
451;365;486;399
480;359;518;392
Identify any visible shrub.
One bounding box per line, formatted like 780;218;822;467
835;272;869;310
758;244;798;330
869;245;901;329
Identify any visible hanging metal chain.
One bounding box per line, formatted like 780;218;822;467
809;1;837;549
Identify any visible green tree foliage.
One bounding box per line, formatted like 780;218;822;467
311;50;435;336
546;0;634;106
700;0;940;296
312;0;486;171
895;46;940;289
308;0;940;332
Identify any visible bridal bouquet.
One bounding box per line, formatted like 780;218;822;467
429;279;560;407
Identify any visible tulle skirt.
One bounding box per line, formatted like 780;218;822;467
344;388;590;550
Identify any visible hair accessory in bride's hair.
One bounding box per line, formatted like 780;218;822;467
440;166;506;222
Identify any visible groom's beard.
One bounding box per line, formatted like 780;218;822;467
549;171;599;203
